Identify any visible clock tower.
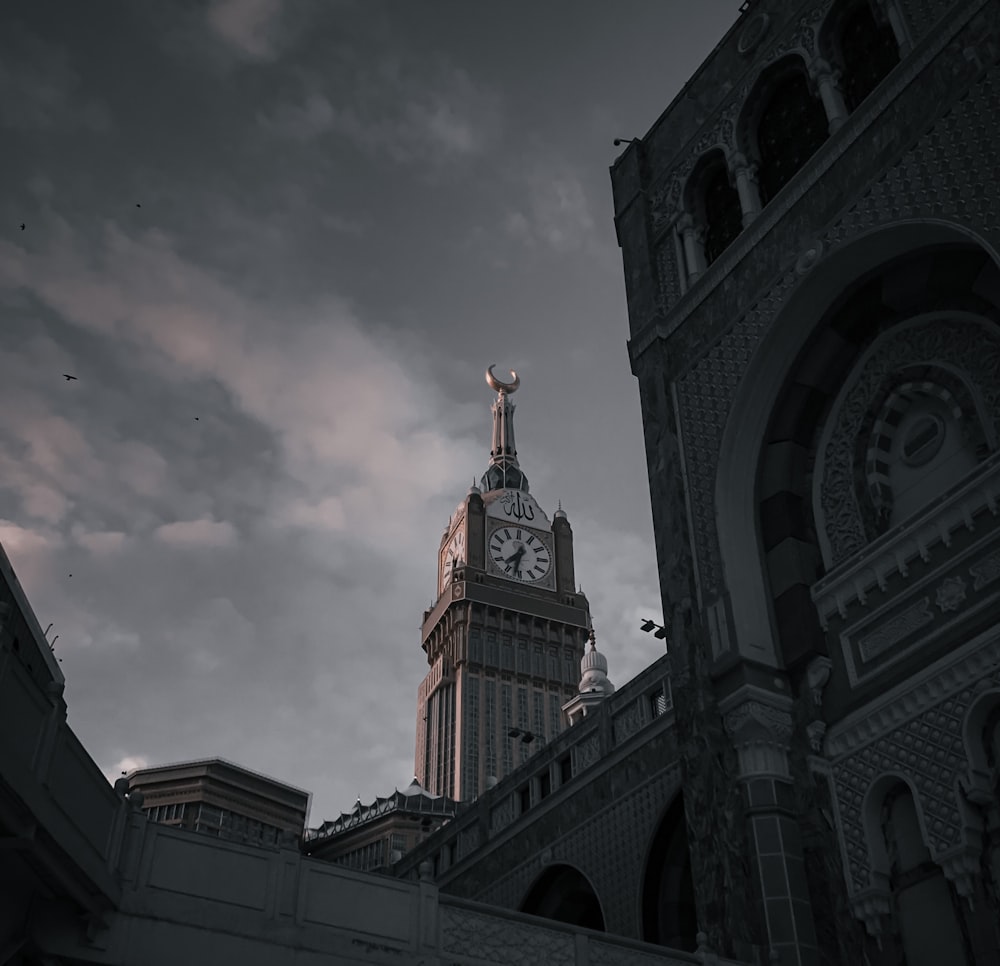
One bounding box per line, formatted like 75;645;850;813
415;366;592;801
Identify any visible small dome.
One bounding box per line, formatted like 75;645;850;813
578;629;614;695
554;499;567;520
468;481;481;496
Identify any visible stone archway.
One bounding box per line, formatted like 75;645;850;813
519;863;606;931
640;793;698;951
714;220;1000;670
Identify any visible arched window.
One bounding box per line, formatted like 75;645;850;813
702;164;743;266
880;784;968;965
837;2;900;111
755;70;829;205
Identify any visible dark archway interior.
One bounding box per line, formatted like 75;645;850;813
641;793;698;951
520;864;606;931
757;243;1000;672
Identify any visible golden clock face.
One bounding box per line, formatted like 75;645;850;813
488;526;551;583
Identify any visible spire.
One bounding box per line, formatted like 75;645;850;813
481;364;529;493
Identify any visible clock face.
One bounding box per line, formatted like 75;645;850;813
488;526;551;583
442;529;466;583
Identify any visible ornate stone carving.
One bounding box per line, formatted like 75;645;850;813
935;575;968;612
856;597;933;663
937;840;983;903
489;796;514;835
850;883;892;939
737;11;771;57
794;238;824;275
819;318;1000;565
575;732;601;771
806;720;827;753
970;546;1000;590
723;700;795;741
831;660;1000;895
613;700;645;745
805;656;833;706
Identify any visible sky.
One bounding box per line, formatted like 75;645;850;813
1;0;742;824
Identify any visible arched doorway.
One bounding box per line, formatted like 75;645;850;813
641;793;698;950
520;863;606;931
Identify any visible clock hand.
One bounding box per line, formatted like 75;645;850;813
504;546;526;565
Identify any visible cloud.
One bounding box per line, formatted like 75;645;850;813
259;60;502;165
0;24;111;133
206;0;285;59
154;519;239;549
74;528;129;556
503;170;597;253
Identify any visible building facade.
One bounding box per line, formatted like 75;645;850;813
415;367;593;800
395;2;1000;965
127;758;310;848
304;778;457;872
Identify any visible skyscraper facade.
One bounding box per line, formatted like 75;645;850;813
415;367;592;801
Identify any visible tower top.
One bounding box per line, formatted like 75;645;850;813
481;364;529;494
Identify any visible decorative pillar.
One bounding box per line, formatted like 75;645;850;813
809;58;849;134
677;212;707;283
875;0;912;56
723;693;821;966
730;153;762;227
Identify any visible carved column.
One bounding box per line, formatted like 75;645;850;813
730;152;762;227
723;692;821;965
874;0;912;56
677;212;707;283
809;58;850;134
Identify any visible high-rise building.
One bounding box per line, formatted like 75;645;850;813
415;366;592;800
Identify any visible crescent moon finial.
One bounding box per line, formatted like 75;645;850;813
486;364;520;394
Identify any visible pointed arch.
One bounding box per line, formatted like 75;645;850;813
639;792;698;951
519;863;606;931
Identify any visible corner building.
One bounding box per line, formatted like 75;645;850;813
616;0;1000;962
396;2;1000;965
415;367;592;801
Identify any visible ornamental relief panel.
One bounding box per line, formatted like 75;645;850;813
673;48;1000;597
818;317;1000;566
830;666;1000;896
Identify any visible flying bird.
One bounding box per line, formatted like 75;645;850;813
20;223;25;230
136;203;141;208
63;374;78;381
194;417;200;421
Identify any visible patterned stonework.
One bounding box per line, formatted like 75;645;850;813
440;904;576;966
612;699;647;745
469;766;682;937
457;824;481;862
490;796;514;835
856;597;933;663
674;39;1000;595
575;732;601;771
831;667;1000;895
